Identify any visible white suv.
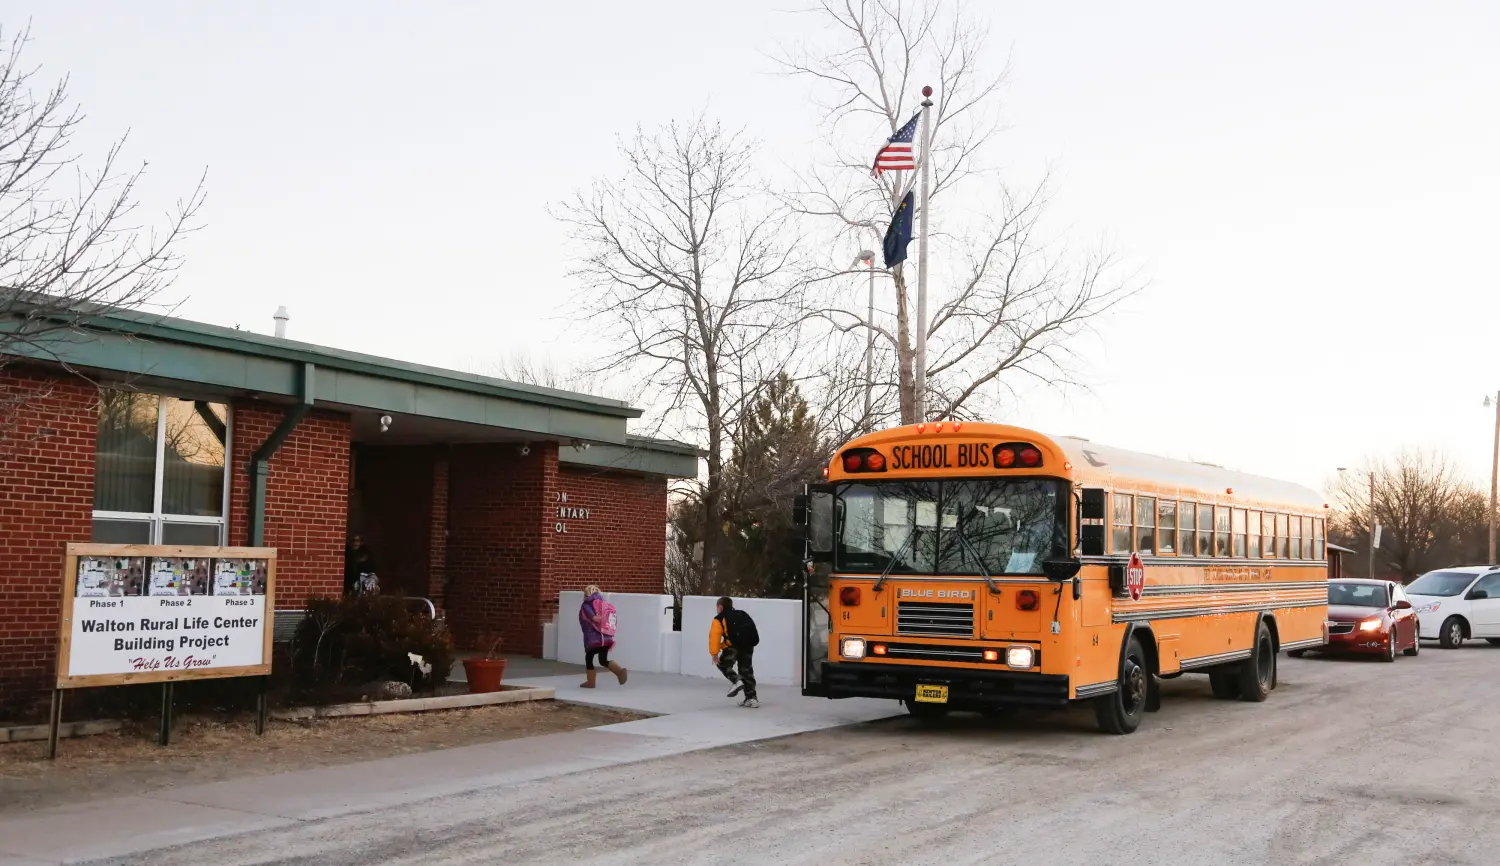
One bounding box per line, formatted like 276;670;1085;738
1407;566;1500;648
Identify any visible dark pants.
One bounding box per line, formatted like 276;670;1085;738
717;647;756;699
585;646;611;671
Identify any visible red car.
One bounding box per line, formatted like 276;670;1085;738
1295;579;1419;661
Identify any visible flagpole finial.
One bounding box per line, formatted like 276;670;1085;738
921;85;933;98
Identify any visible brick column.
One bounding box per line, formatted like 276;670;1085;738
428;455;449;608
228;401;350;606
444;442;557;654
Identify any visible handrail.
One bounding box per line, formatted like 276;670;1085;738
403;596;437;620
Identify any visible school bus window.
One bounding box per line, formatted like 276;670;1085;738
1179;502;1196;557
1231;508;1247;557
1214;506;1231;557
1313;518;1326;560
1289;514;1303;559
1247;511;1263;558
1112;493;1134;553
1196;502;1213;556
1135;495;1156;554
1275;513;1290;558
1158;500;1177;554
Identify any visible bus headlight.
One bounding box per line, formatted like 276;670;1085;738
840;637;867;659
1006;645;1035;668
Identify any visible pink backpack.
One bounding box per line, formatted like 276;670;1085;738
594;598;618;638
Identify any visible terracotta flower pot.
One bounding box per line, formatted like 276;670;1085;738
463;658;507;693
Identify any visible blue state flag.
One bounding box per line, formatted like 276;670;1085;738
882;191;914;268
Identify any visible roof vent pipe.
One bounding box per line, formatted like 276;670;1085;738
273;306;289;338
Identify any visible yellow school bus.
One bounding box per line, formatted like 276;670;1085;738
795;422;1329;734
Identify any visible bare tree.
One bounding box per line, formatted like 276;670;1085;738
559;116;800;583
0;27;205;434
1329;450;1490;580
777;0;1138;424
463;350;621;401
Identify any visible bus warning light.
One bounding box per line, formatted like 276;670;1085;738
839;586;862;606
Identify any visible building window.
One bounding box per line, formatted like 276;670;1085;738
1158;500;1178;554
1247;511;1263;558
93;392;230;545
1197;502;1213;556
1113;493;1134;553
1232;508;1247;557
1275;513;1289;558
1135;496;1156;554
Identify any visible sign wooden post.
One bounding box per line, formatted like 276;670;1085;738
51;543;277;758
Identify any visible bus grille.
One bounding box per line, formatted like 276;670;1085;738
896;601;975;637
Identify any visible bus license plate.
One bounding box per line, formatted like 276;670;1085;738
914;684;948;704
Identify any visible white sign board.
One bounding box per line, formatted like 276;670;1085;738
58;545;276;688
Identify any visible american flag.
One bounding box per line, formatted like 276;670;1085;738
872;112;921;176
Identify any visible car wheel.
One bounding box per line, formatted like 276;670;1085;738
904;699;950;721
1093;635;1148;735
1287;649;1306;659
1404;631;1420;657
1209;672;1241;699
1439;616;1466;649
1380;631;1396;663
1237;622;1275;701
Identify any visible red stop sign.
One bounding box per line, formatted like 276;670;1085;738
1125;552;1146;601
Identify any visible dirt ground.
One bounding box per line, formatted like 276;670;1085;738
0;700;642;813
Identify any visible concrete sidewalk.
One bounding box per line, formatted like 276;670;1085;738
0;671;900;865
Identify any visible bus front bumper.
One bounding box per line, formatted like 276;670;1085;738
815;661;1071;708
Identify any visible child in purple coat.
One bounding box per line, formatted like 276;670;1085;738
579;584;627;688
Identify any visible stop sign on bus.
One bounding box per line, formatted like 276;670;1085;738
1126;552;1146;601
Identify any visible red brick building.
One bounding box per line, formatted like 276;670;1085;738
0;306;696;717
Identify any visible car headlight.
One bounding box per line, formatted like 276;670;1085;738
840;637;867;659
1358;618;1382;632
1415;602;1439;614
1005;645;1035;668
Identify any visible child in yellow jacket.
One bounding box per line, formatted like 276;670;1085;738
710;597;757;707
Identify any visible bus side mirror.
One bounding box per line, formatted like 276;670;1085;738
792;494;809;529
1079;488;1107;556
1042;557;1081;582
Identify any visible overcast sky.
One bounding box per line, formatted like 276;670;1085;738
10;1;1499;493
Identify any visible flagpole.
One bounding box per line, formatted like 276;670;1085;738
913;85;934;422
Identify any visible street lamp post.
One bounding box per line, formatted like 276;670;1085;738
1486;392;1500;564
854;251;877;429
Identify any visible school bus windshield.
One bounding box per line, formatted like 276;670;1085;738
834;478;1068;576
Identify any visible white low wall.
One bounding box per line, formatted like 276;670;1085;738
556;591;674;674
680;596;803;687
545;592;804;686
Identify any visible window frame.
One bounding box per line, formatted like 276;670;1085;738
1247;510;1263;559
1112;492;1135;554
1135;495;1157;555
1231;508;1247;558
92;393;232;546
1158;499;1178;556
1180;502;1197;558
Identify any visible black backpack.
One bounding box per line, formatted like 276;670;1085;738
724;609;760;649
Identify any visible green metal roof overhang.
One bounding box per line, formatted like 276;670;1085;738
1;305;699;476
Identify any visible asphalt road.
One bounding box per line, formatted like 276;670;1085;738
104;643;1500;866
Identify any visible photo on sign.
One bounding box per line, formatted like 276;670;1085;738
149;557;210;596
75;557;147;598
211;558;267;596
